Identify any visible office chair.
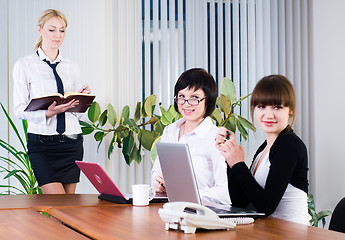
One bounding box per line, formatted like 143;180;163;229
329;197;345;233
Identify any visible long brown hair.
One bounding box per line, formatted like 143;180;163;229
35;9;68;51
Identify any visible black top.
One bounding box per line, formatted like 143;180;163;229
227;126;309;216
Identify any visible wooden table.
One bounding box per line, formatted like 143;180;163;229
0;208;89;239
0;194;116;211
0;194;343;239
45;203;345;240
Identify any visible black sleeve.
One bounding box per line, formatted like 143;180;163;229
229;133;307;216
227;164;251;208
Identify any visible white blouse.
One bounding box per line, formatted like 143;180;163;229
13;47;83;135
151;117;231;205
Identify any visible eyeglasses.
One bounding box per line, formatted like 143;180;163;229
174;97;206;106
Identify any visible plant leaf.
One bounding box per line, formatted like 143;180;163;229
134;102;141;122
154;121;165;136
0;103;26;151
120;106;130;124
99;110;108;126
146;116;159;125
143;95;157;117
88;102;101;123
22;120;28;144
235;117;248;141
210;108;223;125
220;77;237;104
81;126;94;135
94;131;105;141
237;115;256;132
107;133;118;159
138;129;157;151
160;106;174;125
220;94;231;116
96;138;104;153
317;211;332;220
116;125;129;139
131;146;141;164
150;137;161;164
216;96;224;112
222;114;236;133
79;120;92;127
167;105;178;116
123;118;140;134
122;132;135;165
107;104;117;127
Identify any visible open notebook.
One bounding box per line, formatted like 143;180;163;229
155;142;265;218
75;161;168;204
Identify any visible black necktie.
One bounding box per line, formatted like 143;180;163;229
43;59;66;135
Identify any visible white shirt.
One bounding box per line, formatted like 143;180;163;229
252;150;310;225
151;117;231;205
13;47;83;135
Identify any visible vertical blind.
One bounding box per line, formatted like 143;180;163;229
110;0;312;191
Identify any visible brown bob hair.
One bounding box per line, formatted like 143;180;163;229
250;74;296;124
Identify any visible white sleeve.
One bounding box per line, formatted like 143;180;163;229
13;60;48;124
199;152;231;205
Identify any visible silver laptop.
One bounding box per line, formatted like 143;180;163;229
156;142;264;218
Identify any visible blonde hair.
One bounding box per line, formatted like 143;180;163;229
35;9;68;51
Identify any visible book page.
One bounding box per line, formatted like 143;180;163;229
64;92;93;98
36;93;64;99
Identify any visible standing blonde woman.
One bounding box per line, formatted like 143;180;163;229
13;9;91;194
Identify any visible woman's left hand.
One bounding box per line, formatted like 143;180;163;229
78;84;91;94
216;130;245;168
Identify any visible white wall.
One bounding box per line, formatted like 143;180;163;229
312;0;345;215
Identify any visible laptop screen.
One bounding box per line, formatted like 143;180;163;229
156;142;201;204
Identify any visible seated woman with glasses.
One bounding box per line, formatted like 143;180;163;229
151;68;231;205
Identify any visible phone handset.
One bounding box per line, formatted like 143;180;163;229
158;202;236;234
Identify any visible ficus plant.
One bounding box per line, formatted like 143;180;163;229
79;95;181;165
80;77;256;165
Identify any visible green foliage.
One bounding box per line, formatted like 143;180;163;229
80;95;182;165
210;77;256;141
308;194;332;228
0;102;42;195
81;77;255;165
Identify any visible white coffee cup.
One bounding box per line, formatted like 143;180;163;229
132;184;155;206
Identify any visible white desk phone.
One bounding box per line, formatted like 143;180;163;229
158;202;254;234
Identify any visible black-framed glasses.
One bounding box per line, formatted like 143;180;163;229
174;97;206;106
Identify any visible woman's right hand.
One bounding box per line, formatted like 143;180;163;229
215;127;245;168
45;99;79;118
155;174;166;194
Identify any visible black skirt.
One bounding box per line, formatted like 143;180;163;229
27;133;84;186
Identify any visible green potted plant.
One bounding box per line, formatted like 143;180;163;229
80;77;255;165
308;194;332;228
0;102;42;194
